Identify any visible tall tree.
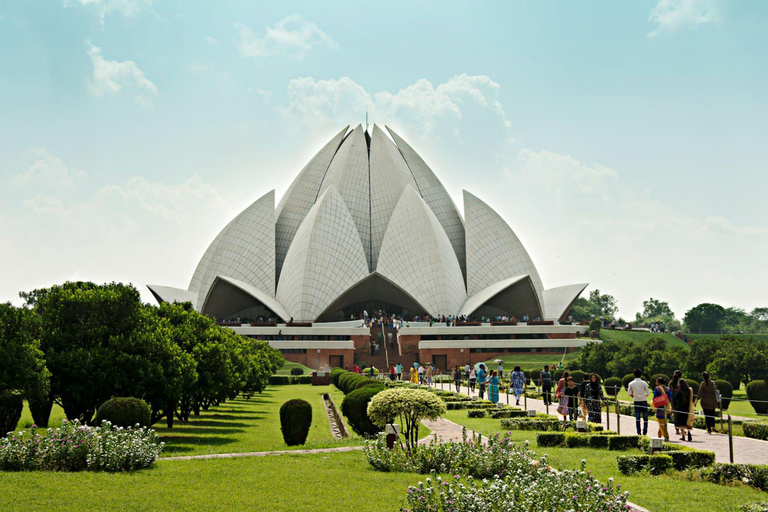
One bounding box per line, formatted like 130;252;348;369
683;303;726;333
640;298;674;318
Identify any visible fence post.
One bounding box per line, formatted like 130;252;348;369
524;392;528;411
606;400;610;430
616;400;621;435
728;415;734;463
719;408;723;432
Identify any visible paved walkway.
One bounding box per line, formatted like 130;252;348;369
427;380;768;465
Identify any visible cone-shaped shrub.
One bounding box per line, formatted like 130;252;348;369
649;374;670;386
747;380;768;415
715;380;733;410
95;397;151;428
280;399;312;446
0;391;23;437
330;368;345;388
622;374;636;390
342;386;383;437
686;380;699;397
290;367;304;375
604;377;622;397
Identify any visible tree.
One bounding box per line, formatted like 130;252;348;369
751;307;768;322
684;303;726;333
569;289;618;321
640;298;674;318
685;337;720;378
367;388;446;453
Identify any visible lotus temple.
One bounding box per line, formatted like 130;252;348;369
149;124;591;370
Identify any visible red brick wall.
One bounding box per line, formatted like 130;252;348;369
281;349;355;371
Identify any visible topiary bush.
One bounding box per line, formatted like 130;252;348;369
648;454;673;475
0;391;23;437
94;397;151;428
536;432;565;447
290;367;304;376
649;374;670;386
589;319;601;333
686;380;699;397
356;380;386;391
743;423;768;441
330;368;345;388
467;409;487;418
622;374;636;390
341;386;383;437
570;371;586;384
715;379;733;410
604;377;622;397
529;368;543;386
279;399;312;446
747;381;768;415
367;388;446;452
607;435;641;451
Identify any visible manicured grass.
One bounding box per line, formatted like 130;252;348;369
444;410;767;512
684;333;768;343
0;451;420;511
274;361;315;375
481;350;581;371
154;384;362;456
599;329;689;348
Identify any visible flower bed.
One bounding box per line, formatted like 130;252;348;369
401;461;629;512
0;419;163;472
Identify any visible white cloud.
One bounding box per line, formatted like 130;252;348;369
64;0;149;25
234;15;338;58
11;149;88;194
205;36;219;45
279;74;512;138
648;0;718;37
87;43;158;106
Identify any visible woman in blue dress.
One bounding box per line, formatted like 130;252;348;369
488;370;500;403
510;365;527;406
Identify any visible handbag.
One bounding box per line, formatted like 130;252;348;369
652;387;669;408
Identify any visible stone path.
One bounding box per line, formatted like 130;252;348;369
427;380;768;465
163;445;362;461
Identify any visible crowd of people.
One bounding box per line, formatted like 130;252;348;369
356;309;543;328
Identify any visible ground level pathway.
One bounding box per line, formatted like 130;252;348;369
426;379;768;465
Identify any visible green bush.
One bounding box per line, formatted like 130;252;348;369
656;450;716;470
467;409;487;418
341;386;383;437
529;368;543;386
589;435;610;449
330;368;345;388
501;417;561;431
279;399;312;446
741;503;768;512
589;319;602;333
604;377;622;397
617;455;648;475
608;435;641;451
743;423;768;441
570;371;586;384
687;379;700;397
565;433;590;448
27;397;53;428
355;380;386;391
747;381;768;415
703;463;768;492
649;374;670;386
649;454;673;475
536;432;565;447
94;397;151;428
0;391;23;437
622;374;636;390
290;367;304;376
715;379;733;410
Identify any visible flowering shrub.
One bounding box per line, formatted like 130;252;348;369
400;461;629;512
367;388;447;452
0;419;163;472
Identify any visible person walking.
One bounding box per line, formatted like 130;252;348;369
584;374;607;423
453;365;462;392
497;362;504;380
670;369;683;435
695;371;719;434
477;364;488;400
389;363;396;381
395;362;402;381
489;370;501;404
564;377;579;421
418;364;425;384
425;364;433;385
627;368;650;436
673;379;694;441
510;365;526;406
555;371;570;421
652;376;673;441
465;362;471;380
579;373;591;419
540;365;553;405
469;366;477;391
410;366;418;384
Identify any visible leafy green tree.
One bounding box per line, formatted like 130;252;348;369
0;303;49;406
641;298;674;318
569;289;618;321
684;303;726;333
751;307;768;322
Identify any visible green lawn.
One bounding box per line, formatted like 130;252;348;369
0;451;419;511
684;333;768;343
444;411;767;512
599;329;690;348
481;350;581;371
274;360;315;375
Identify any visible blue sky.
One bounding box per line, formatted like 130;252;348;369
1;0;766;319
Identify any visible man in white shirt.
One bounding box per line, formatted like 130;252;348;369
627;368;650;435
417;364;424;384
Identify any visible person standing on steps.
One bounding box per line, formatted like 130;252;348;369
673;379;694;442
627;368;650;436
540;365;553;406
696;371;719;434
652;376;673;441
510;365;526;406
477;364;487;400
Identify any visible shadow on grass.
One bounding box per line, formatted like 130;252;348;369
182;420;257;428
197;413;265;421
159;435;238;447
157;427;247;435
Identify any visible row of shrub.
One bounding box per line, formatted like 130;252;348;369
617;449;716;474
268;375;313;385
330;368;388;438
703;463;768;492
501;416;606;432
537;432;642;450
743;422;768;441
445;400;497;410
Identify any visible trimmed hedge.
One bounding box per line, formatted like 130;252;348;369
570;371;586;384
94;397;151;428
279;399;312;446
502;417;561;432
703;463;768;492
341;386;383;437
747;381;768;415
649;374;670;386
608;435;641;451
604;377;622;397
715;379;733;410
743;423;768;441
269;375;313;385
686;379;700;397
536;432;566;447
617;454;672;475
467;409;487;418
490;408;525;419
330;367;345;388
622;374;636;390
655;450;716;470
0;391;23;437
